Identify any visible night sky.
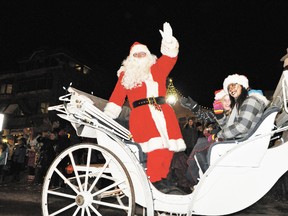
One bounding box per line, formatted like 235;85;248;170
1;1;288;107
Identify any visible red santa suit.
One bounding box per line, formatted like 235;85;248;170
104;39;186;182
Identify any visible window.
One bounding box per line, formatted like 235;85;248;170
41;102;49;114
6;84;12;94
0;84;13;94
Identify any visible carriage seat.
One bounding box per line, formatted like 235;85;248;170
124;140;147;168
205;106;280;170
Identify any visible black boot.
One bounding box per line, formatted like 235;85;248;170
153;179;187;195
152;180;170;194
177;185;193;194
161;178;177;187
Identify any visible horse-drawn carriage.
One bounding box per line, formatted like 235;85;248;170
42;70;288;216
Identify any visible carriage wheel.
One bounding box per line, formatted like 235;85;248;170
42;143;135;216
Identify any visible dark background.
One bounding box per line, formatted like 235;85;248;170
0;0;288;107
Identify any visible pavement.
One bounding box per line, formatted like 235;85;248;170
0;181;42;216
1;171;288;216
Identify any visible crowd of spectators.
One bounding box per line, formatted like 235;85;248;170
0;119;81;187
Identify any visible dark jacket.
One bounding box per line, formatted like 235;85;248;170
182;124;198;150
12;144;27;164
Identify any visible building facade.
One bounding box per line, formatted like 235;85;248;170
0;50;105;134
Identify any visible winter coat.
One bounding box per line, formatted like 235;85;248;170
27;150;36;167
182;125;198;149
216;94;269;139
0;146;8;166
12;144;27;164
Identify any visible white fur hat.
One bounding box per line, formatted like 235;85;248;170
214;89;227;100
129;42;150;56
223;74;249;93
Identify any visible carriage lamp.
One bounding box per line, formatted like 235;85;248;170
166;78;178;105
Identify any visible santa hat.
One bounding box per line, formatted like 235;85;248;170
129;42;150;56
214;89;227;100
223;74;249;93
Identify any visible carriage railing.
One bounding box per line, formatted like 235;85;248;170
49;69;288;143
48;87;133;141
49;74;288;142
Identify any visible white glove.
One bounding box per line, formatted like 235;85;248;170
159;22;173;43
159;22;179;57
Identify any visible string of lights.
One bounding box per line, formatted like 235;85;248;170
166;77;212;110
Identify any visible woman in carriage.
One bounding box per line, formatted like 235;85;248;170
185;74;270;187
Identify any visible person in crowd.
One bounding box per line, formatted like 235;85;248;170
103;22;186;194
12;137;27;182
185;74;270;187
6;135;15;176
27;129;41;183
196;122;204;138
182;117;198;156
52;120;61;133
55;129;71;156
35;131;57;184
26;142;37;184
0;142;8;183
53;128;72;188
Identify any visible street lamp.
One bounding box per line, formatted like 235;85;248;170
166;77;178;105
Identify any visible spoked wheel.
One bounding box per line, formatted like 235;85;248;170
42;143;135;216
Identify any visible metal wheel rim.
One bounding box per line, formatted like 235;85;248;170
41;143;135;216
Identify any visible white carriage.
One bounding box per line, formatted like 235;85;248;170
42;70;288;216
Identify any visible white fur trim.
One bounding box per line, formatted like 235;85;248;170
130;44;150;56
140;137;186;153
141;77;185;153
145;76;158;97
214;89;227;100
249;93;270;107
168;139;186;152
160;36;179;57
103;102;122;119
223;74;249;93
117;66;125;77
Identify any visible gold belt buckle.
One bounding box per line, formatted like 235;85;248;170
148;97;162;111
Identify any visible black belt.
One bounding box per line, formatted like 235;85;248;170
132;96;166;109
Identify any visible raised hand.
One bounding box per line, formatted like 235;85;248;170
159;22;173;43
180;96;199;111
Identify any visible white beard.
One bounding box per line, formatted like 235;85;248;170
119;54;157;89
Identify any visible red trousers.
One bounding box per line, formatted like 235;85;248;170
146;148;174;182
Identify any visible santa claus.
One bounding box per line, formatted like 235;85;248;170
104;22;186;193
